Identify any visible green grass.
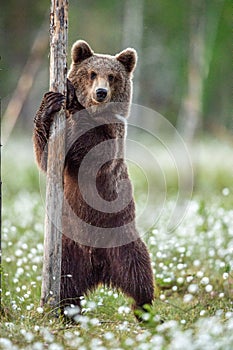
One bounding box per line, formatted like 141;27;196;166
1;135;233;349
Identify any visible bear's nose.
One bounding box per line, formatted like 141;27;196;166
96;88;108;102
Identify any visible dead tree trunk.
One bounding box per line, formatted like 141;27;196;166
40;0;68;310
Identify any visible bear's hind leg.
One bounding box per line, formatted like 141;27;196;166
110;239;154;320
60;237;99;320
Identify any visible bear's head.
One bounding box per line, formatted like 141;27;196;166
68;40;137;116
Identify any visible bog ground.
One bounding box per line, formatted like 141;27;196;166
1;136;233;350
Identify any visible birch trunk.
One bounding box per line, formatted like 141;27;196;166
177;0;205;141
41;0;68;309
122;0;144;106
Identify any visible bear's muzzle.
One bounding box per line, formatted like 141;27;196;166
96;88;108;102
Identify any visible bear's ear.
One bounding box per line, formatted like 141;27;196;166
71;40;94;64
116;48;137;73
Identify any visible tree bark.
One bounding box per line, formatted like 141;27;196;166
41;0;68;310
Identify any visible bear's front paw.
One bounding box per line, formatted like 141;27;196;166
66;79;84;113
43;91;65;117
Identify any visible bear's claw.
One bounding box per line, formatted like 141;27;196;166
44;91;65;116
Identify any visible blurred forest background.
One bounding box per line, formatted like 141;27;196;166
1;0;232;139
0;0;232;198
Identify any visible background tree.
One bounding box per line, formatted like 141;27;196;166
0;0;231;138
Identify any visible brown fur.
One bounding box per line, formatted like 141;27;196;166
33;40;154;319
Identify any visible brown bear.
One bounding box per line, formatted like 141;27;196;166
33;40;154;320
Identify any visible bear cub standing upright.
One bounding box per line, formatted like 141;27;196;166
33;40;154;319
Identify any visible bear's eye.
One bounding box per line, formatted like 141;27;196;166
90;71;97;80
108;74;114;82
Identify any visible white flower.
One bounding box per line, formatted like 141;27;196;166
90;318;100;326
200;277;209;285
186;276;194;283
80;299;87;306
177;277;184;284
188;284;199;294
15;249;23;257
225;312;233;319
48;344;63;350
183;294;193;303
32;343;43;350
125;337;135;346
64;306;80;317
118;305;131;314
104;332;114;340
222;188;230;196
196;271;204;278
205;284;213;293
177;263;185;270
193;259;201;267
86;301;96;310
36;307;44;314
